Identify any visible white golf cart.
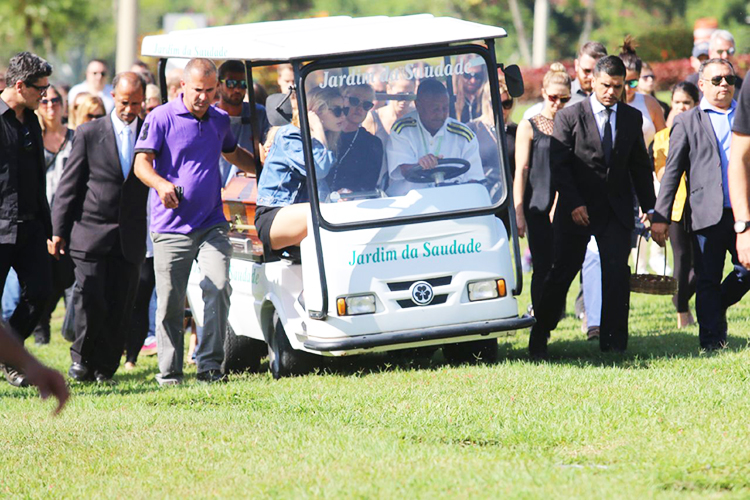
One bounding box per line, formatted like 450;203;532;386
141;15;533;378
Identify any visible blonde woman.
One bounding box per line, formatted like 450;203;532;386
453;55;487;123
254;86;343;260
514;62;571;316
73;94;105;127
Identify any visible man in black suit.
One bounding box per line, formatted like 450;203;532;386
653;59;750;351
50;72;148;382
528;55;656;358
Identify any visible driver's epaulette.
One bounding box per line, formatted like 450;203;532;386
446;122;474;142
392;117;417;134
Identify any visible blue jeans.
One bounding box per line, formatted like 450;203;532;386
692;210;750;347
2;268;21;321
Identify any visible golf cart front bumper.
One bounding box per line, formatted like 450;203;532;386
302;315;535;352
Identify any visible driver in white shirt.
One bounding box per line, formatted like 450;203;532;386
385;78;484;196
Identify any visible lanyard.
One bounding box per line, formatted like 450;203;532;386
418;123;444;157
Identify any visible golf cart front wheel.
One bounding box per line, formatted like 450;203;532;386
442;338;498;364
268;312;317;379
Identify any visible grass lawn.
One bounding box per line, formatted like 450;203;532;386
3;262;750;498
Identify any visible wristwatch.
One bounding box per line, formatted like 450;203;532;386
734;220;750;234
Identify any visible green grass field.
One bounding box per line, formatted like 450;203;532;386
3;262;750;498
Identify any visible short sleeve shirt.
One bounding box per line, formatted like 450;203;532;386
134;94;237;234
733;78;750;135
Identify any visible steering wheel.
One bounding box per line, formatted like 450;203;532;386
403;158;471;184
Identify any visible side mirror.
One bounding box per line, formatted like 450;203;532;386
266;91;294;126
503;65;525;98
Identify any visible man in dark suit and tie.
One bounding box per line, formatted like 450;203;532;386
652;59;750;351
49;72;148;382
529;55;656;358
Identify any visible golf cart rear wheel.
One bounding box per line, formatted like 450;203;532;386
442;339;498;364
223;325;266;373
268;312;317;379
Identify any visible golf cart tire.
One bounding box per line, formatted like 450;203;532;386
269;313;317;379
223;325;266;373
443;338;498;364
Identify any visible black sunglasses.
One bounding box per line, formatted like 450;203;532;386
462;72;484;81
501;98;514;110
329;106;349;117
25;81;49;94
87;113;105;120
705;74;737;86
21;127;33;152
347;96;374;111
41;97;62;105
221;79;248;90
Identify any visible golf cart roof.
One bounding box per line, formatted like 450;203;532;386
140;15;507;62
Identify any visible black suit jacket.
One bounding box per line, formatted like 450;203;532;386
550;98;656;234
52;116;148;263
653;106;726;231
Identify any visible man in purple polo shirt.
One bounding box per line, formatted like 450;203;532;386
134;58;254;385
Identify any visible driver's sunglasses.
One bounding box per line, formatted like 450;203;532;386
220;79;248;90
347;96;374;111
462;72;484;81
329;106;349;117
25;81;49;95
626;79;639;89
706;74;737;86
41;97;62;106
501;98;514;110
21;127;33;152
547;94;571;103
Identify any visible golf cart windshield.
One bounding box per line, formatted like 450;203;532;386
300;50;509;226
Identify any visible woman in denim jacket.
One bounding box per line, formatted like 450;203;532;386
255;86;345;260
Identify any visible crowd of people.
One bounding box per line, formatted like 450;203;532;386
4;25;750;411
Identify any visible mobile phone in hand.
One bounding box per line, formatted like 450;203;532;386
175;185;183;201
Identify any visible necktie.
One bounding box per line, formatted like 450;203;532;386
602;108;613;164
121;126;132;179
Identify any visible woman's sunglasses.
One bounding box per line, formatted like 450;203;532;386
41;97;62;106
547;94;571;103
220;79;248;90
705;74;737;86
347;96;374;111
626;79;639;89
501;99;514;110
462;72;484;81
329;106;349;117
87;113;105;120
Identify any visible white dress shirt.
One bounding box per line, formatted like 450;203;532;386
589;94;617;144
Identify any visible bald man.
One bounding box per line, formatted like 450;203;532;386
51;72;149;383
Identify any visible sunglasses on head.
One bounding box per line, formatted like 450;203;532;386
329;106;349;117
347;96;374;111
41;97;62;106
87;113;105;120
220;79;248;90
547;94;571;103
705;74;737;86
626;79;639;89
462;72;484;81
501;98;514;110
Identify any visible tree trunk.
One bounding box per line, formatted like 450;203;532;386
508;0;532;65
579;0;595;47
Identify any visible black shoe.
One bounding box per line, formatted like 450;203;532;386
197;369;226;383
68;362;94;382
94;371;117;385
528;327;549;360
1;363;29;387
33;324;51;345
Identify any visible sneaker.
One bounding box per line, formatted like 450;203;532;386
197;369;226;383
156;375;183;386
587;326;600;341
1;363;29;387
140;340;157;356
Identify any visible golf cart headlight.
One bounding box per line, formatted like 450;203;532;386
336;294;376;316
468;279;506;301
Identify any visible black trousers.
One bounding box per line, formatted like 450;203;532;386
125;257;155;364
33;253;75;339
668;220;695;313
0;220;52;342
70;247;140;377
533;214;632;351
525;209;554;312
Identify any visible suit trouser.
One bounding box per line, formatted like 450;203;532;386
691;209;750;348
525;210;554;313
533;214;632;351
70;248;140;377
0;220;52;342
125;257;155;364
152;223;232;381
34;253;75;340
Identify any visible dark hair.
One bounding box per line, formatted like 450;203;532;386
254;82;268;106
112;71;147;95
218;60;246;81
593;55;626;78
416;78;448;100
698;58;735;79
5;51;53;87
672;81;699;103
89;58;108;68
579;41;608;60
619;36;642;74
